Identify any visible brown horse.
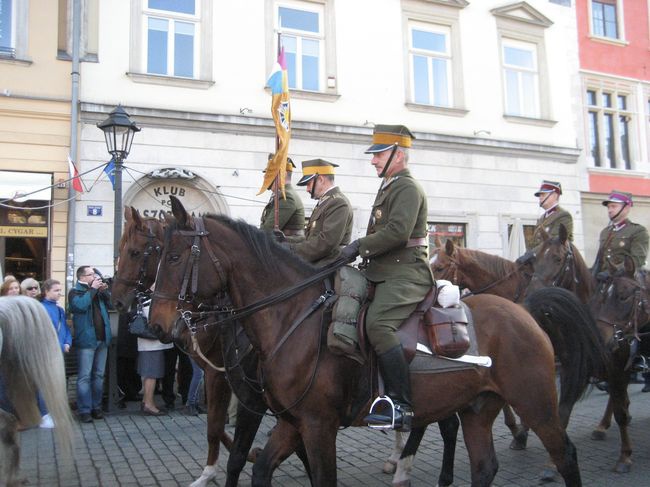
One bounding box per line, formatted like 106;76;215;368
112;207;446;486
525;225;645;473
430;239;606;434
111;207;265;487
148;196;584;487
430;238;533;302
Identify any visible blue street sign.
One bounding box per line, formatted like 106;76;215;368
87;205;103;217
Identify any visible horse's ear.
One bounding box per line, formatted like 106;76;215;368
444;239;455;256
131;207;144;230
558;224;568;245
170;195;190;228
539;226;550;242
124;206;132;222
623;255;636;277
434;236;443;248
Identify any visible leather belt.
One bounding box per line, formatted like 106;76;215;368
405;237;428;248
284;229;305;237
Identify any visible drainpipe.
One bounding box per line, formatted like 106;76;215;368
66;0;81;294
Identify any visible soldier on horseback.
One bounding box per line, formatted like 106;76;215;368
592;190;648;275
340;124;434;432
260;155;305;240
530;180;573;248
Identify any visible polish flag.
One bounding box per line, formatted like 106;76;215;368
68;155;83;193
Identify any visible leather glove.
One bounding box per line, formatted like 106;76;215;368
596;271;610;282
515;250;535;266
272;229;286;242
340;240;361;262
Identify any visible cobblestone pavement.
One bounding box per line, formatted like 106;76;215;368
18;384;650;486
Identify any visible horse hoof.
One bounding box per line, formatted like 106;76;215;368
614;462;631;474
383;460;397;474
540;468;558;482
509;436;528;450
591;430;606;441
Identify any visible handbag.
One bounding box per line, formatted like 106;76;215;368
128;312;158;340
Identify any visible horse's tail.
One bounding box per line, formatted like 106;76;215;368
0;296;75;456
524;288;607;414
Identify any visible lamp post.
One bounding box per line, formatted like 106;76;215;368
97;106;139;413
97;106;140;270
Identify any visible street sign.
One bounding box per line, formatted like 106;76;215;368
87;205;103;216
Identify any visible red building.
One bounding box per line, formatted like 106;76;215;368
576;0;650;262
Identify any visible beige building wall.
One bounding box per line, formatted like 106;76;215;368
0;0;73;286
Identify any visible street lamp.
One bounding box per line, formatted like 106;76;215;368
97;106;140;269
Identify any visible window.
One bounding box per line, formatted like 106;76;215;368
428;222;466;248
502;39;539;118
592;0;618;39
278;4;324;92
144;0;198;78
409;23;451;107
586;88;632;170
0;0;14;57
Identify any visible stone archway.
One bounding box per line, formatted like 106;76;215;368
123;168;229;219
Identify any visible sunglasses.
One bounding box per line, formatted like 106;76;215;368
26;286;39;291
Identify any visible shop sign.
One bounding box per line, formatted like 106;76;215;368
0;226;48;238
130;180;217;220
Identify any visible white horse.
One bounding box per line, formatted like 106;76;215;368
0;296;75;486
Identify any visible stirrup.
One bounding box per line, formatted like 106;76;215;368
364;395;413;432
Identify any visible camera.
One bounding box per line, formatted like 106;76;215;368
93;268;113;287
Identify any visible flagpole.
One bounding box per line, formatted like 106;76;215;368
273;31;281;232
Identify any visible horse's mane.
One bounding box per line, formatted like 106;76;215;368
569;241;594;291
188;213;317;275
458;247;517;278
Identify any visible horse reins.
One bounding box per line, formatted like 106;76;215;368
113;224;162;292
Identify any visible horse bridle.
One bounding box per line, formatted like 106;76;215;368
154;215;345;416
113;223;162;293
533;240;578;291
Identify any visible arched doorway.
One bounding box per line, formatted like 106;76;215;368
124;168;229;219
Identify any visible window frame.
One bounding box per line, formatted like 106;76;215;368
585;85;635;170
276;2;325;92
588;0;626;43
402;0;467;117
408;21;453;108
142;1;200;79
501;38;540;119
128;0;214;89
0;0;28;63
266;0;337;101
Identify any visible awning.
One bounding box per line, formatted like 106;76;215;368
0;171;52;201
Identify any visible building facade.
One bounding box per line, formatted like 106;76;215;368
72;0;583;271
0;0;81;284
576;0;650;264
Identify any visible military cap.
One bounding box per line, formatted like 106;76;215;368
297;159;339;186
602;190;633;206
534;180;562;196
263;153;295;172
365;124;416;154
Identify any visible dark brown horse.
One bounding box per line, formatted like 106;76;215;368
525;225;646;473
149;196;584;487
111;207;264;487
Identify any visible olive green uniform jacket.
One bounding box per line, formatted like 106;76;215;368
593;219;649;272
290;187;353;267
259;183;305;234
359;169;434;286
530;206;573;249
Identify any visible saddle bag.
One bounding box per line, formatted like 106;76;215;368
424;306;470;359
327;266;368;363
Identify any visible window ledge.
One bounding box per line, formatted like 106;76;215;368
127;72;215;89
57;51;99;63
0;56;32;66
588;166;646;177
503;114;557;127
588;35;629;47
264;87;340;102
405;102;468;117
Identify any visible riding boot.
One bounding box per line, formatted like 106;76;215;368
365;345;414;432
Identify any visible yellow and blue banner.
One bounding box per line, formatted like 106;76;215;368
258;47;291;196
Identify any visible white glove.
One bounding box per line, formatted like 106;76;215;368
436;279;460;308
